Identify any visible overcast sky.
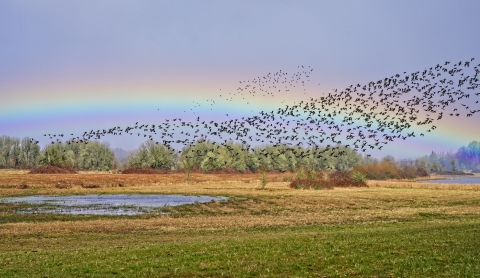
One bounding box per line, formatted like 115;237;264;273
1;1;479;158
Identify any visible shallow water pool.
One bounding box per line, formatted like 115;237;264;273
1;194;228;215
418;176;480;184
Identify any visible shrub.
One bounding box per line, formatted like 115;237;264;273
415;166;430;177
354;161;402;180
290;170;367;189
294;165;307;180
327;170;355;187
260;172;268;189
354;161;430;180
259;163;269;189
307;165;317;181
289;179;332;189
400;165;418;179
351;171;367;185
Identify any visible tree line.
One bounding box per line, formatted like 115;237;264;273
1;135;479;175
38;140;115;171
0;136;363;172
0;135;114;171
413;141;480;173
127;140;363;173
0;136;40;168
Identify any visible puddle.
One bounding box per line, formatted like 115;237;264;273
1;195;228;215
418;176;480;184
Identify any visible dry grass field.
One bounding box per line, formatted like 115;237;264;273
1;171;480;276
1;171;480;234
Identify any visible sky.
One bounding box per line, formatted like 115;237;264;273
1;1;480;159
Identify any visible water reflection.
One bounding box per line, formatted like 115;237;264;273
1;195;227;215
418;176;480;184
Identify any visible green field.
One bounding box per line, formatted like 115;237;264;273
2;219;479;277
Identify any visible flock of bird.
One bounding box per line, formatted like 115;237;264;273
38;59;480;161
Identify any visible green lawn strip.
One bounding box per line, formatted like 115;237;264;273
1;219;479;277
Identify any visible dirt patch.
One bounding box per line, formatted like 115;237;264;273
29;166;77;174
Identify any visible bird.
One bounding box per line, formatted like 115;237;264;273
35;58;480;166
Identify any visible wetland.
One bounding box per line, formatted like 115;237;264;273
1;194;227;215
1;171;480;277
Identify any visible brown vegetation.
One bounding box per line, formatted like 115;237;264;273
0;171;290;190
290;179;333;189
29;165;77;174
290;170;367;189
1;172;480;236
353;161;429;180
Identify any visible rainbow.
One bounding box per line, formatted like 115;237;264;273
2;67;480;159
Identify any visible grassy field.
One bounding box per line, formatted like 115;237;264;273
1;171;480;277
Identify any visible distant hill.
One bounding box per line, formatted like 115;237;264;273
112;148;132;162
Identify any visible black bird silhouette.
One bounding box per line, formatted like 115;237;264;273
34;59;480;163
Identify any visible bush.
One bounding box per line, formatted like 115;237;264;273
259;163;269;189
415;166;430;177
289;179;332;189
400;165;418;179
354;161;430;180
327;170;359;187
351;171;367;185
354;161;400;180
289;170;367;189
294;165;307;180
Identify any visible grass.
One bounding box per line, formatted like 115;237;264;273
1;220;479;277
1;172;480;276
